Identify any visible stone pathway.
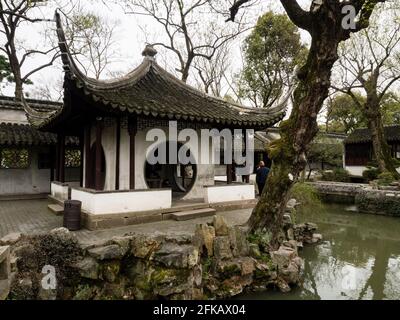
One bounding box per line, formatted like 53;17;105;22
0;199;252;244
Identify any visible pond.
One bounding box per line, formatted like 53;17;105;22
239;204;400;300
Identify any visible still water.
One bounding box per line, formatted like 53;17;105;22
241;204;400;300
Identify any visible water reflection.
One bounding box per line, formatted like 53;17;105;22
240;204;400;300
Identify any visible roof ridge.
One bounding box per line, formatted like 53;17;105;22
0;95;62;106
54;11;288;117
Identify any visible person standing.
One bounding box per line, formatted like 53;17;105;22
256;161;270;196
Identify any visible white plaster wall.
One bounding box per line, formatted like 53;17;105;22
119;124;130;190
135;127;215;200
0;109;29;124
102;120;117;190
345;166;366;177
70;189;93;212
204;184;255;204
85;119;117;191
345;165;400;177
51;182;69;200
0;148;51;195
71;188;172;214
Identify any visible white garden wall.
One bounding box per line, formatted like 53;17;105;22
70;188;172;215
204;184;255;204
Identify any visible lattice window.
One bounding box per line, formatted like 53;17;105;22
65;149;81;168
0;148;30;169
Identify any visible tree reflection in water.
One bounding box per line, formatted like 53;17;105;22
238;204;400;300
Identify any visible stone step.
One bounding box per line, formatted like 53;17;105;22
170;208;216;221
169;202;210;212
48;204;64;215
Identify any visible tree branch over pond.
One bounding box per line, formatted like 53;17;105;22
226;0;387;247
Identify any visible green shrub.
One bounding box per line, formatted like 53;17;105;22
320;170;334;181
321;168;351;182
362;167;381;182
377;171;396;186
289;182;321;207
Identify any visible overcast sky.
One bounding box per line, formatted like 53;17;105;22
0;0;313;102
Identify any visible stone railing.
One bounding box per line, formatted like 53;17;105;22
310;181;400;216
310;181;367;196
309;181;368;203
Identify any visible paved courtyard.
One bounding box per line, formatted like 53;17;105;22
0;199;252;244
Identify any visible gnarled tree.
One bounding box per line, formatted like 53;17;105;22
229;0;385;246
0;0;58;100
332;6;400;178
124;0;253;83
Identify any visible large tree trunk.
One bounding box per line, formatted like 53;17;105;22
365;97;400;178
247;4;344;248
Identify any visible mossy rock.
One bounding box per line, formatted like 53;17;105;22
73;284;98;300
101;260;121;283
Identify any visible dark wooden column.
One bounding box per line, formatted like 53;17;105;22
57;134;66;183
242;129;250;183
55;140;60;182
226;131;234;184
115;117;121;190
84;126;91;188
95;119;103;191
50;146;55;182
128;117;137;190
226;164;233;184
79;133;84;187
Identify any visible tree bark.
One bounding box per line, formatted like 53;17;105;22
226;0;384;248
246;1;372;248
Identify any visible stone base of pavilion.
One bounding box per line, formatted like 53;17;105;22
49;182;256;230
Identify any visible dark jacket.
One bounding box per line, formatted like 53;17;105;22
256;167;270;184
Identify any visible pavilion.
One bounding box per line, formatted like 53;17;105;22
21;12;289;229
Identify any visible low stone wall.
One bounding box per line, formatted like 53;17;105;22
310;181;400;216
2;211;322;300
309;181;367;204
355;189;400;216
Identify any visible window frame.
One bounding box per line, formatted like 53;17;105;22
0;147;31;169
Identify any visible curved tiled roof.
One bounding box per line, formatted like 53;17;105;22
0;122;78;146
25;12;290;130
344;125;400;144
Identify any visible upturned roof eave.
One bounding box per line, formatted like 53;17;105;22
38;11;289;131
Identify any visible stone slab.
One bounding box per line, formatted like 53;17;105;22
48;204;64;215
170;208;216;221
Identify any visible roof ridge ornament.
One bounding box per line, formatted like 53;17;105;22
142;45;158;61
